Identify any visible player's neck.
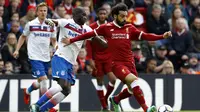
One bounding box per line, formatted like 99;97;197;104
73;19;83;27
97;20;107;25
113;20;122;28
38;18;45;24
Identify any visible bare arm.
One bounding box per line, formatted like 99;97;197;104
45;19;59;27
13;35;26;58
16;35;26;51
51;38;57;48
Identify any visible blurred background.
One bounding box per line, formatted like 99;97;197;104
0;0;200;111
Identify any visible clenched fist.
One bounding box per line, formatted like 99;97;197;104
163;31;172;38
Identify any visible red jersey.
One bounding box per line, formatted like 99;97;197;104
86;21;110;61
71;22;164;63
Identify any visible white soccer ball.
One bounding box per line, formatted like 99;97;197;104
158;104;173;112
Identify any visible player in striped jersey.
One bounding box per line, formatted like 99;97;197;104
29;7;92;112
13;3;57;111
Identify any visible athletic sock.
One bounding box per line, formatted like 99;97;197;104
113;88;132;104
96;85;107;109
36;85;62;106
105;82;114;101
27;81;40;94
39;92;66;111
131;80;148;112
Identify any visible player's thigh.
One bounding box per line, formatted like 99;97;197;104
44;62;50;74
112;64;132;83
51;55;75;85
103;61;112;74
29;60;48;78
107;72;116;84
95;61;104;77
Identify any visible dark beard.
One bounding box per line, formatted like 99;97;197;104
116;19;126;26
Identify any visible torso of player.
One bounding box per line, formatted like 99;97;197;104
25;17;56;62
101;22;134;62
89;21;111;61
55;19;92;65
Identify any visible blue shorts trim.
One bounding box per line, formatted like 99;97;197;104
51;55;75;85
29;60;50;78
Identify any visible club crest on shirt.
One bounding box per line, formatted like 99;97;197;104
36;70;40;75
61;70;65;76
122;69;126;74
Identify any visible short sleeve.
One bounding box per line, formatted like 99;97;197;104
57;19;68;27
94;24;106;36
23;22;30;36
129;25;142;40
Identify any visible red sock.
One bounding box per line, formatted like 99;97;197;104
97;90;107;109
105;83;114;101
114;88;132;104
132;86;148;112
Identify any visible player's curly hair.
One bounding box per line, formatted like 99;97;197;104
111;3;128;17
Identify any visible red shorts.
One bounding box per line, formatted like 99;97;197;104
94;59;112;77
112;61;138;82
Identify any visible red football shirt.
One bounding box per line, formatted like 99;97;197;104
71;22;164;63
86;21;110;61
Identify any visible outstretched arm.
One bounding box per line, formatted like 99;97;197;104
45;19;58;27
61;31;96;46
70;31;96;43
130;26;171;41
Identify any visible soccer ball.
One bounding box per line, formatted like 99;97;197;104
158;104;173;112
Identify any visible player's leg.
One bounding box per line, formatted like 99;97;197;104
24;60;48;104
30;56;74;112
109;64;133;111
112;64;156;112
124;73;156;112
39;79;71;112
104;61;116;102
105;72;116;101
37;61;51;95
95;61;108;110
35;80;62;107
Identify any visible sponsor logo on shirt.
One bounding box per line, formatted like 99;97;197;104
33;33;51;37
111;33;129;39
68;30;79;37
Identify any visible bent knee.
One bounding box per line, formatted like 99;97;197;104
61;86;71;96
125;73;138;85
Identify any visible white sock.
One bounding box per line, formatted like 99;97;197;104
40;80;48;95
130;80;139;89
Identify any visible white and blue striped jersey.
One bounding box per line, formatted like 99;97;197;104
23;17;57;62
54;19;92;65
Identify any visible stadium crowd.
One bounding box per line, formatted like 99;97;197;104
0;0;200;75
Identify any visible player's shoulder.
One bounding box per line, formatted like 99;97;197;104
125;23;134;27
83;24;92;32
105;22;113;26
28;18;37;24
89;22;97;27
57;18;71;23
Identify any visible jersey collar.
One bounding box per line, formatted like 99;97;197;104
113;21;121;28
97;20;107;26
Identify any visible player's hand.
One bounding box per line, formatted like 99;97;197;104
45;19;54;27
93;36;108;48
61;37;71;47
163;31;172;38
13;50;19;59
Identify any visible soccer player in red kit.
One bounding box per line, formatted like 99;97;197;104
62;3;172;112
87;7;116;111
